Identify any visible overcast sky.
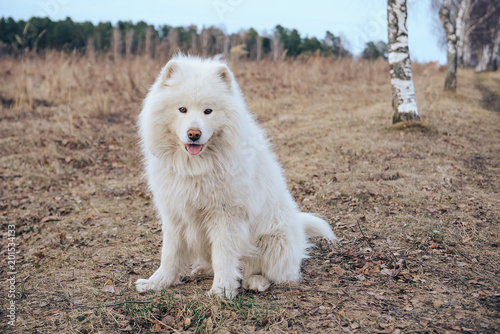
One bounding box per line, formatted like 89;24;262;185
0;0;446;63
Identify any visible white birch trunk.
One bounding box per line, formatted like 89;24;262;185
439;0;457;91
474;16;500;72
456;0;468;67
387;0;419;123
491;17;500;71
475;45;492;72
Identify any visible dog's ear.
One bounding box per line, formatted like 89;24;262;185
161;60;178;85
216;64;232;90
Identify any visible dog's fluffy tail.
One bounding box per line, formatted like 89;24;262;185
299;212;338;243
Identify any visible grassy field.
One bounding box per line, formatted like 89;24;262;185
0;53;499;333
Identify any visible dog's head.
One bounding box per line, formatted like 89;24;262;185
139;56;244;165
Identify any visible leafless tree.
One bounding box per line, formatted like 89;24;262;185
256;34;262;62
434;0;500;71
271;31;284;62
112;28;122;61
440;0;458;91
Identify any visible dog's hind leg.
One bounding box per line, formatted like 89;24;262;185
241;257;270;292
259;230;308;284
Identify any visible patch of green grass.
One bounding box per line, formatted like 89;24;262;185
119;289;282;333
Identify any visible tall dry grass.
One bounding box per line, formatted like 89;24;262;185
4;52;389;111
1;52;391;139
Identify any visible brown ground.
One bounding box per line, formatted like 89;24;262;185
0;54;499;333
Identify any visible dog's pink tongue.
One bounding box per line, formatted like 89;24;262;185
186;144;203;155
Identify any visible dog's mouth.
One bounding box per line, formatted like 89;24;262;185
185;144;203;155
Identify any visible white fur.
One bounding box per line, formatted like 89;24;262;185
135;55;337;298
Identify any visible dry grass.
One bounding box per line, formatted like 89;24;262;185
0;52;499;333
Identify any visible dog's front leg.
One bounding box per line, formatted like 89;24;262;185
135;223;185;292
207;220;249;298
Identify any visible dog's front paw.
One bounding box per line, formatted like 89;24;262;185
135;268;181;293
207;279;239;298
207;286;238;299
242;275;271;292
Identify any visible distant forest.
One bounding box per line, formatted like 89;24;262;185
0;17;377;60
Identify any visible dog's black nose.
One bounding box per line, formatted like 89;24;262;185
187;129;201;142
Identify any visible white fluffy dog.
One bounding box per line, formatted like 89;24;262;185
135;55;337;297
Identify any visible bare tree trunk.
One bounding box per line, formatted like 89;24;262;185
201;28;209;58
474;16;500;72
86;36;95;62
271;31;284;62
223;35;230;57
152;35;158;59
158;38;169;63
125;30;134;58
256;34;262;62
456;0;469;67
215;35;224;55
439;0;457;92
491;17;500;71
475;45;491;72
387;0;419;123
145;27;152;58
191;32;198;54
167;29;179;58
112;28;122;61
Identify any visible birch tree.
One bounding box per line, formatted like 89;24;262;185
439;0;458;91
475;15;500;72
456;0;469;67
387;0;420;123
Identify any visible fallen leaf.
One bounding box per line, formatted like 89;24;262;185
102;285;115;293
150;322;161;332
162;315;174;325
349;322;360;329
380;269;393;276
433;299;444;308
332;266;345;276
420;320;429;327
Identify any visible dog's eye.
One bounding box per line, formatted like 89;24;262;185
204;109;213;115
179;107;187;113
